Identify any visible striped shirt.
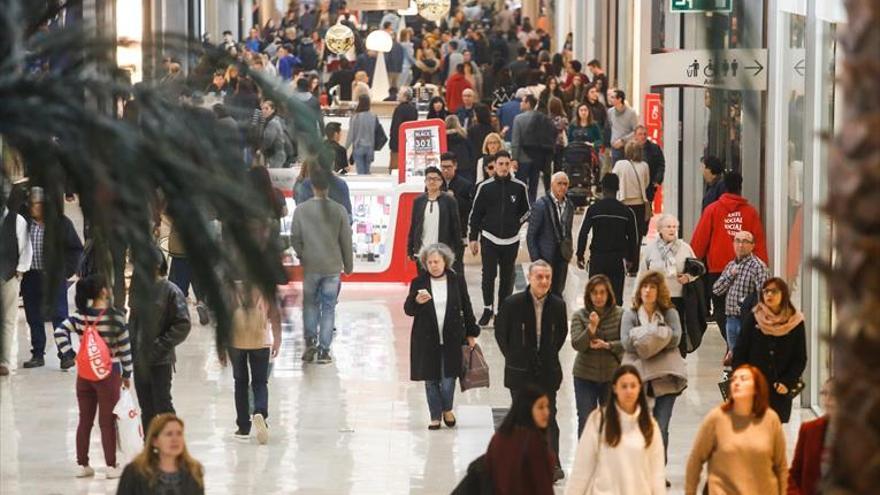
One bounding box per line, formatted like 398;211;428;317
54;308;134;378
712;254;769;317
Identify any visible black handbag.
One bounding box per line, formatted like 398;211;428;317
683;257;707;278
373;116;388;151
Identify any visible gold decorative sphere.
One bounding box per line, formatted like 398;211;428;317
415;0;451;23
325;23;355;55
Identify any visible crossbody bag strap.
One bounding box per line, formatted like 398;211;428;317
628;160;645;200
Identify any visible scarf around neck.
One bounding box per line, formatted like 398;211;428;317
753;303;804;337
657;238;679;267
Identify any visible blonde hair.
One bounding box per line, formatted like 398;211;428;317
445;115;467;138
625;140;644;162
481;132;503;154
131;414;204;489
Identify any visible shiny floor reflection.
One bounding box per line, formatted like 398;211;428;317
0;260;810;494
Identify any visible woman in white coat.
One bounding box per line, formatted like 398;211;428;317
565;364;666;495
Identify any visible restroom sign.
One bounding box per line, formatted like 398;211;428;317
646;49;768;91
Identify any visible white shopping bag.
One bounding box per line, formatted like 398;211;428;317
114;388;144;460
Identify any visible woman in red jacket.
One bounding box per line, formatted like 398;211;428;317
787;379;834;494
485;384;556;494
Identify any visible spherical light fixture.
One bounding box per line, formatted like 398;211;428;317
325;23;355;55
365;29;393;53
415;0;451;23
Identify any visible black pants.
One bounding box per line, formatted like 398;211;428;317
550;255;569;296
589;252;626;305
228;347;271;434
480;239;519;310
626;204;648;240
21;270;68;359
134;363;175;433
510;387;560;468
704;272;727;341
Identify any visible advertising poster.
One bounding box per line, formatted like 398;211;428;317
398;119;447;184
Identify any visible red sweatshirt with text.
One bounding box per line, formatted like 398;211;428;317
690;193;768;273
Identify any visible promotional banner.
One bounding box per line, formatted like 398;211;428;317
398;119;447;184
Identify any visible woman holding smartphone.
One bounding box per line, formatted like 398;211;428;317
404;243;480;429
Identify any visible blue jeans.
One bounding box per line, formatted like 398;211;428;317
352;147;373;175
726;316;742;352
573;378;609;438
228;347;270;434
302;273;341;351
652;393;678;462
169;256;205;301
21;270;68;359
424;354;456;421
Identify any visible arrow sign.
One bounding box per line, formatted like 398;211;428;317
744;59;764;77
794;59;805;76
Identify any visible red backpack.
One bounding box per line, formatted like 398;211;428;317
76;309;113;381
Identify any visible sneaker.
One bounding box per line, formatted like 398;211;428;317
74;465;95;478
477;308;493;326
22;357;44;369
105;465;123;479
233;429;250;442
316;349;332;364
0;365;9;376
196;303;210;325
301;340;318;362
253;413;269;445
60;357;75;370
553;466;565;482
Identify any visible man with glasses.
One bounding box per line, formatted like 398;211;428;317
408;167;463;274
712;230;769;364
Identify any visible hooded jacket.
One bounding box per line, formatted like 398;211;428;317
690;193;768;273
445;73;473;113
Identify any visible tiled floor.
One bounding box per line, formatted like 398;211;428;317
0;230;811;495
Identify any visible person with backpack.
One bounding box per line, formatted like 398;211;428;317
565;365;666;495
345;94;386;175
53;274;133;479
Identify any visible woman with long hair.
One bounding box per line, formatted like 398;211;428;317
567;102;603;151
345;94;382;175
476;132;504;182
116;414;205;494
685;365;788;495
538;74;564;114
485;384;556;494
548;96;569;186
426;95;449;120
570;275;624;437
565;365;665;495
621;272;688;463
53;274;133;479
732;277;807;423
564;73;588;118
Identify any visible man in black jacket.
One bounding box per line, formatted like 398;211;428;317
129;251;192;432
494;260;569;481
440;152;474;263
526;172;574;296
634;125;665;202
389;87;419;175
407;167;463;274
575;174;640;304
468;151;529;326
21;187;83;369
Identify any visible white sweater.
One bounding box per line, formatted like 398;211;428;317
564;406;666;495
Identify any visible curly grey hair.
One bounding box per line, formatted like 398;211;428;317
418;243;456;270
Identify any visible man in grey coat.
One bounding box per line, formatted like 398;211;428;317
526;172;574;296
259;99;288;168
291;168;353;364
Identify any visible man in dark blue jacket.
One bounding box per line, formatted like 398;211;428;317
468;151;529;325
383;22;404;88
701;155;726;210
527;172;574;295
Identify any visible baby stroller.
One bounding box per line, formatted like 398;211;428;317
562;142;600;207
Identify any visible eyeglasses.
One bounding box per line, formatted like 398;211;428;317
762;288;781;296
425;176;442;182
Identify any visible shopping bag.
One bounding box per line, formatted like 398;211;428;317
76;309;112;381
460;344;490;392
114;388;144;459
